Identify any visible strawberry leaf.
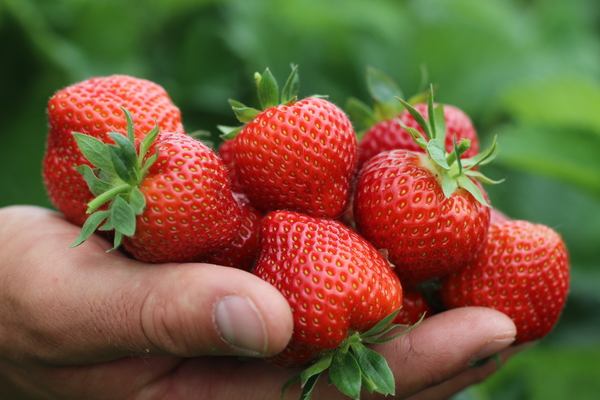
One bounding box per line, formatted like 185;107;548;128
367;66;404;121
129;187;146;215
110;195;136;237
75;165;112;196
396;97;432;140
256;68;279;110
218;125;245;140
73;133;116;175
69;210;110;248
281;64;299;104
361;308;401;338
300;352;333;387
350;343;395;395
457;175;490;207
109;144;137;185
329;350;362;399
345;97;378;134
229;99;261;124
427;139;451;170
109;132;137;170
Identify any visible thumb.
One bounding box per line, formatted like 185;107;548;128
0;206;293;365
138;262;294;358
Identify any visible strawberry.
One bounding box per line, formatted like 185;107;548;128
69;108;242;264
43;75;184;227
353;87;499;288
394;288;434;325
439;220;570;344
216;138;242;193
347;68;478;169
222;66;358;219
253;210;408;398
201;192;262;271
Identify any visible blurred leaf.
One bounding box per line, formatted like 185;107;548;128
493;124;600;201
500;75;600;135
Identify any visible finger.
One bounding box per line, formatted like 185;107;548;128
376;306;517;399
0;206;293;366
406;341;537;400
121;307;519;400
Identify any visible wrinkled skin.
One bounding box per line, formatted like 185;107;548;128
0;205;532;400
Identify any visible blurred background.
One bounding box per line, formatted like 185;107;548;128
1;0;599;398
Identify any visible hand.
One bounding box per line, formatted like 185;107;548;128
0;205;529;400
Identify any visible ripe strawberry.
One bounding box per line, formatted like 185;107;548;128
223;66;357;219
43;75;184;227
439;220;570;344
217;138;242;193
70;109;241;264
394;288;434;325
253;210;407;398
347;67;478;169
353;88;499;288
201;192;262;271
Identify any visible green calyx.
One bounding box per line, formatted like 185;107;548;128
218;64;300;140
69;107;160;250
282;308;424;400
396;85;502;207
346;66;429;140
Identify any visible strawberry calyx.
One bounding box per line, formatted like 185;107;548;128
396;86;502;206
69;107;159;250
282;308;424;400
346;66;429;140
219;65;300;139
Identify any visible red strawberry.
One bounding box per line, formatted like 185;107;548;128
217;138;242;193
394;288;434;325
223;66;357;219
353;88;498;288
70;109;241;264
201;192;263;271
43;75;184;226
347;68;478;169
253;210;407;398
358;104;479;169
439;220;570;344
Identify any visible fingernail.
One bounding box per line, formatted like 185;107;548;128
469;334;515;366
214;295;268;356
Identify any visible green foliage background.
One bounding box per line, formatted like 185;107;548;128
1;0;599;398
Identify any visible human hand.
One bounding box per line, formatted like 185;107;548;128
0;205;528;400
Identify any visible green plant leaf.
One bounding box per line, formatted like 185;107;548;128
281;64;300;104
129;187;146;215
397;97;432;140
361;308;401;338
109;132;137;170
329;350;362;399
73;133;116;174
69;210;110;248
351;343;395;395
218;125;245;140
109;144;137;185
346;97;378;132
367;66;404;121
139;123;160;166
300;352;333;387
110;195;136;237
457;175;490;207
257;68;279;110
427;139;451;170
75;165;112;196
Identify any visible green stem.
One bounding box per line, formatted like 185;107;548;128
86;184;131;214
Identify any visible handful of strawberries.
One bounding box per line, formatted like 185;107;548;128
42;66;570;399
